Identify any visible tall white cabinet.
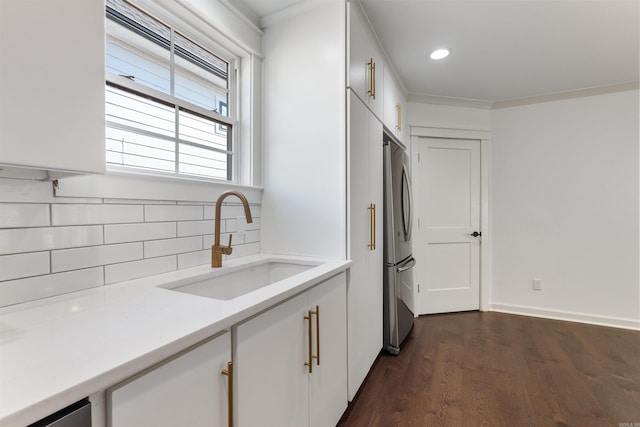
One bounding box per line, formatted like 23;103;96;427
260;0;408;405
347;90;384;399
260;1;346;258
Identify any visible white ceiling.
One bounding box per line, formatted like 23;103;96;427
235;0;640;103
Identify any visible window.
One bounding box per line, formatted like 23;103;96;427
105;0;234;181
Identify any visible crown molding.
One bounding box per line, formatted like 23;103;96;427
492;81;640;109
260;0;340;29
407;93;494;109
218;0;263;35
408;81;640;110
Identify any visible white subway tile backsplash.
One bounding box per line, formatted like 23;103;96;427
0;179;99;204
0;226;103;255
177;250;210;270
204;204;260;220
245;230;261;244
145;205;203;222
177;220;216;237
105;256;176;285
0;252;50;281
50;197;104;204
52;204;143;226
0;267;104;307
0;177;262;307
104;198;175;205
218;217;260;234
144;236;203;258
225;219;238;233
0;180;55;203
227;242;261;260
203;205;215;220
0;204;50;228
203;232;244;249
105;222;176;244
52;243;143;273
246;217;261;231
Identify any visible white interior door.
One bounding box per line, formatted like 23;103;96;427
414;138;481;314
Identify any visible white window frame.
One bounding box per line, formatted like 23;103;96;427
105;0;241;184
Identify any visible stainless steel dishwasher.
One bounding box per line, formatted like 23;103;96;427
27;399;91;427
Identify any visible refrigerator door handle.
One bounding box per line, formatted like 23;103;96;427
396;256;416;273
401;164;414;242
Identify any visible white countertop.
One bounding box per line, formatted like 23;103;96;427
0;253;351;426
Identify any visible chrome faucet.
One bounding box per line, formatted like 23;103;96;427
212;190;254;268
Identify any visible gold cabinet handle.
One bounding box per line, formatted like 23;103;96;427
396;103;402;131
304;310;313;373
372;61;376;99
373;203;377;250
367;58;376;100
221;361;233;427
367;203;374;250
311;305;320;366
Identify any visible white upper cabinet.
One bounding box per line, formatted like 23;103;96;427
0;0;105;176
349;3;384;121
383;68;408;143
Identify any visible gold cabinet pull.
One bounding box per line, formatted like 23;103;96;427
367;203;374;250
396;103;402;131
367;58;376;99
221;361;233;427
311;305;320;366
372;203;377;250
372;61;376;99
304;310;313;373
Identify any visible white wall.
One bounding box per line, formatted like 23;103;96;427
260;1;346;258
491;89;639;328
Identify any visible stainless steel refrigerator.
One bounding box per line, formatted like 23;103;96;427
383;135;416;355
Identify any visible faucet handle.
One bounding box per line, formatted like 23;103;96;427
222;234;233;255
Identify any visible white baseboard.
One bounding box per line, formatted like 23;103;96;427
490;303;640;331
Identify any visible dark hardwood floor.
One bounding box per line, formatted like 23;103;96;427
338;312;640;427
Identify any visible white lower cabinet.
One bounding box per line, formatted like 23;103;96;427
108;331;232;427
235;273;347;427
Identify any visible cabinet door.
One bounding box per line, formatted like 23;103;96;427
347;92;384;400
308;273;347;427
235;293;309;427
0;0;105;175
108;332;231;427
348;4;383;120
383;69;406;142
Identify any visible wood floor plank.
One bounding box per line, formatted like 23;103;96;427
337;312;640;427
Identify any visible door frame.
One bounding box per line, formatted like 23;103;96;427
410;126;491;312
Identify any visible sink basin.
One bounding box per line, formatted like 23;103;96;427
165;261;317;300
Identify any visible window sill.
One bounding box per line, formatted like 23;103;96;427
54;169;263;204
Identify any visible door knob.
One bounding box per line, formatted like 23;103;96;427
470;231;481;237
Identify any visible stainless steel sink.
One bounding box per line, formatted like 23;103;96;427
165;261;316;300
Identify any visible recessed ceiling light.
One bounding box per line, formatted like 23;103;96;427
430;49;450;60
